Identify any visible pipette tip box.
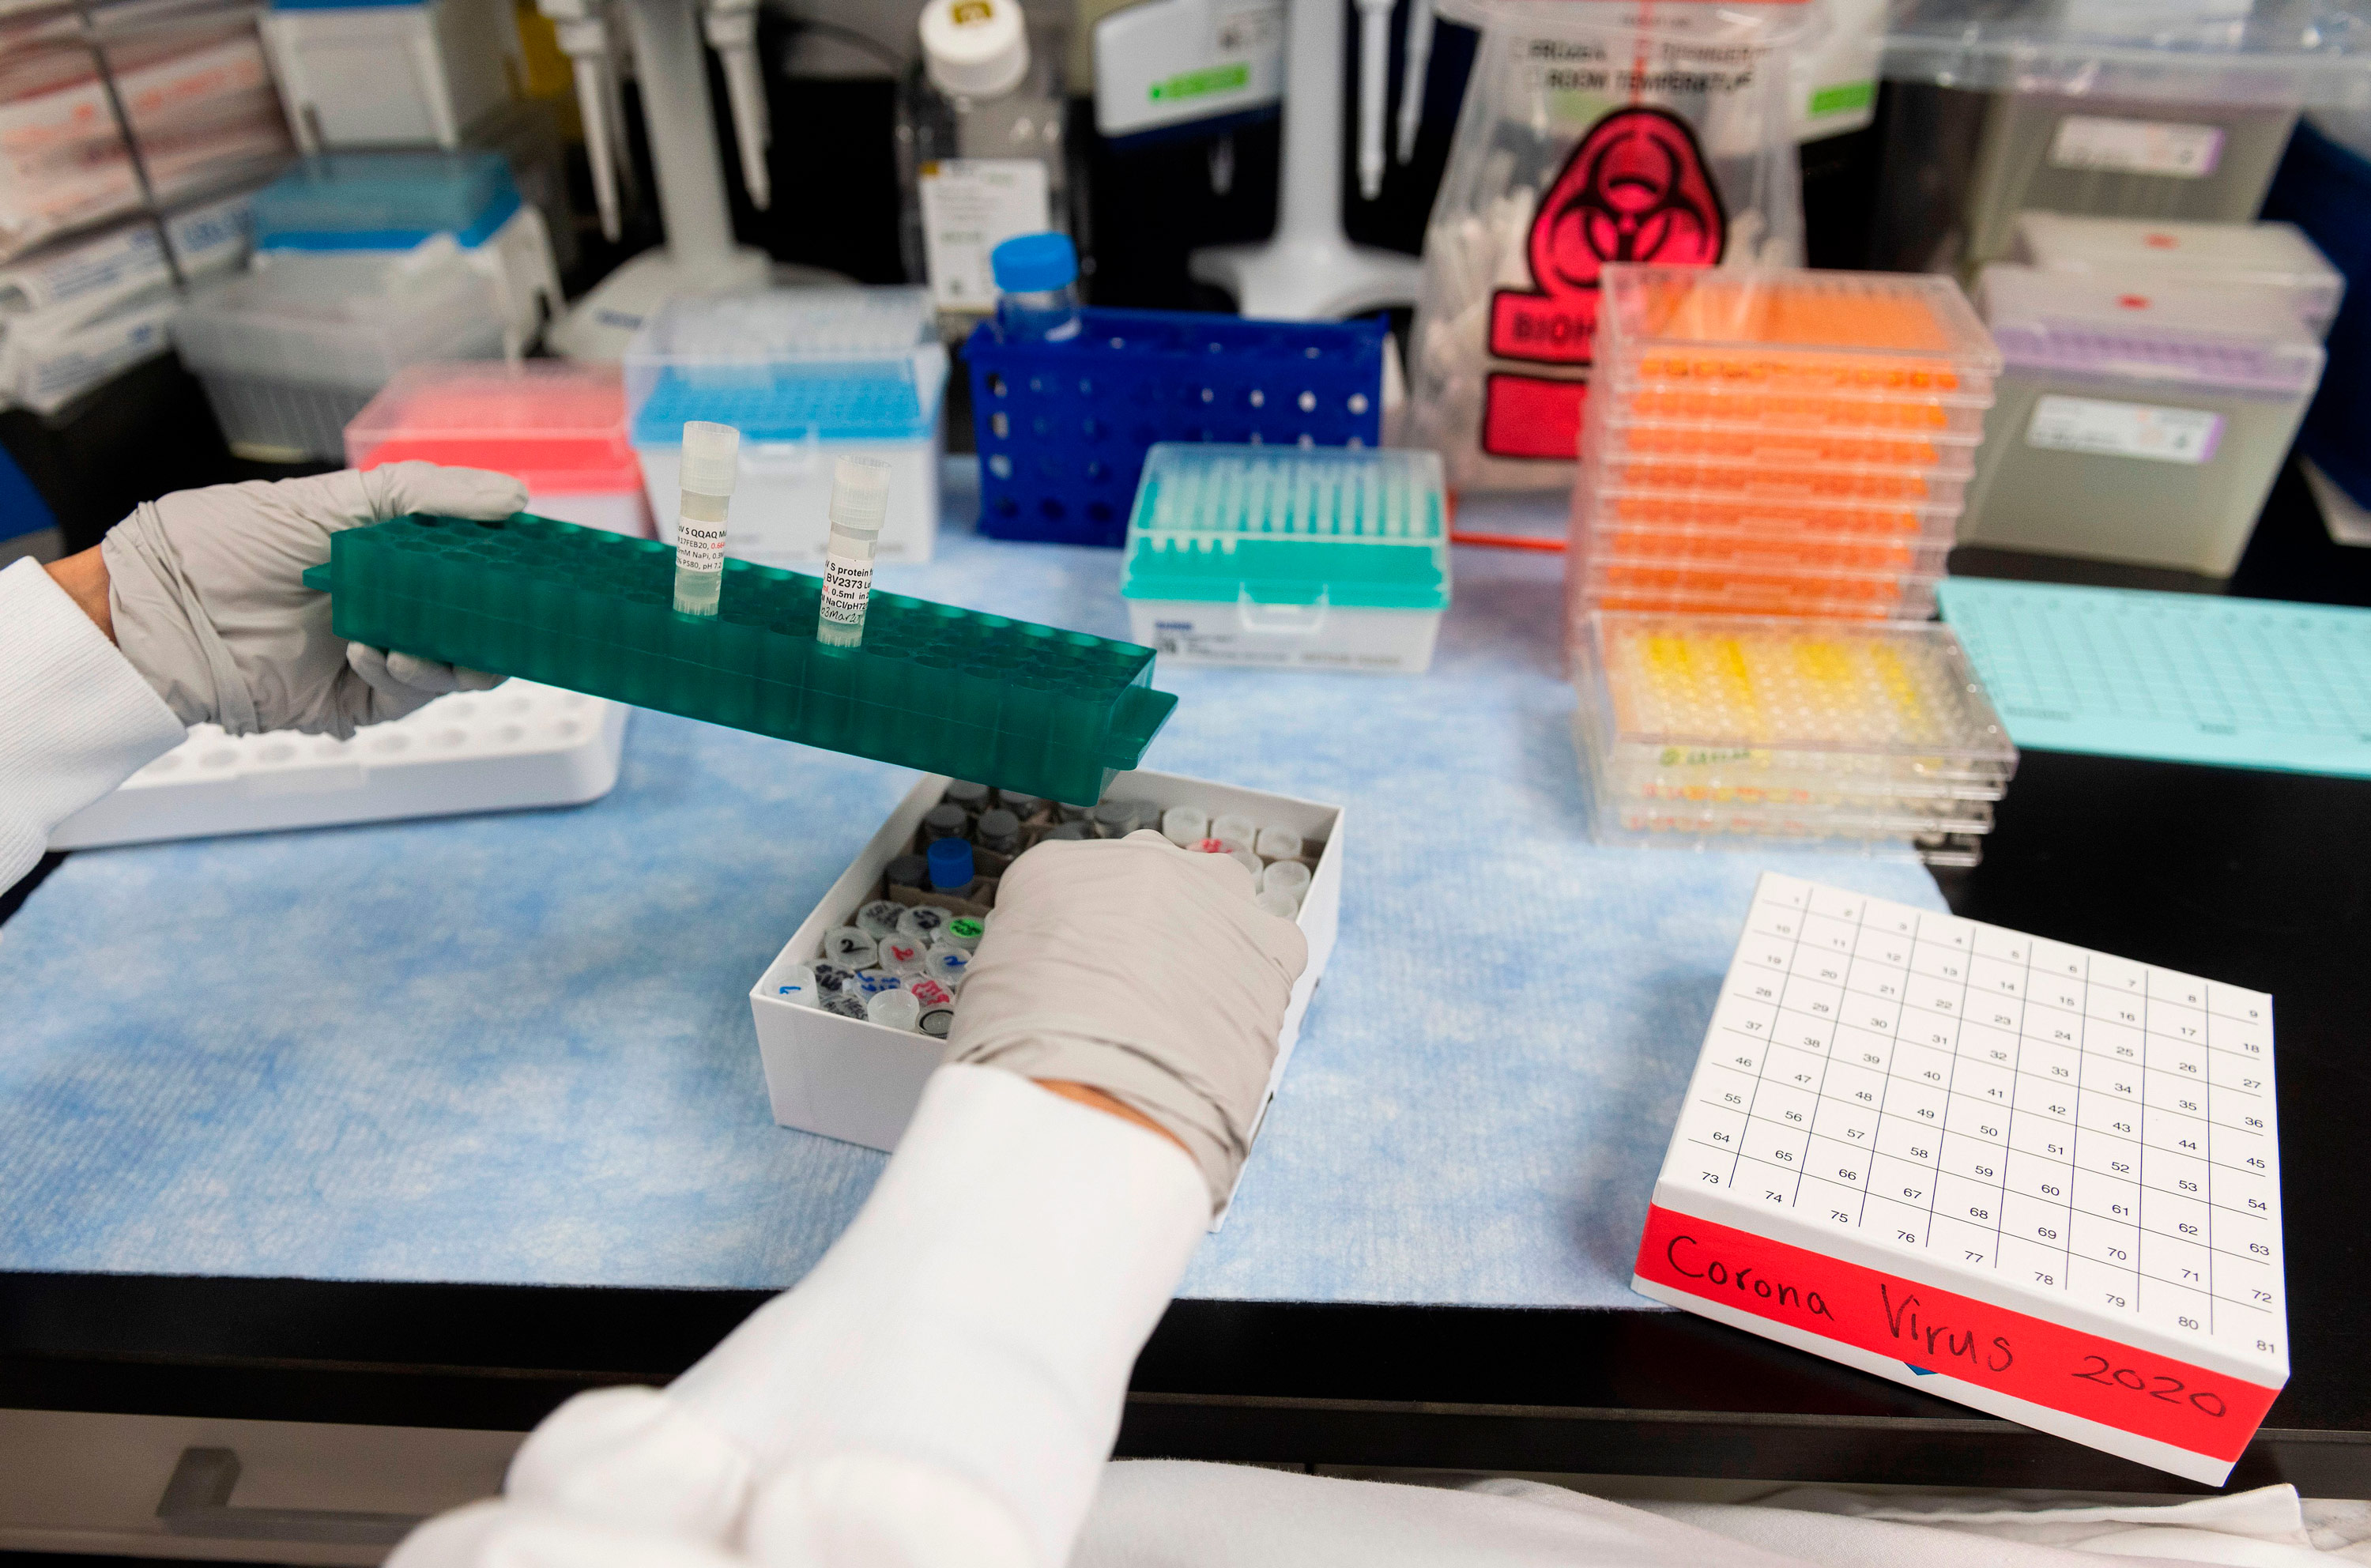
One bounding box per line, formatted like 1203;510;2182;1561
1638;872;2286;1486
749;770;1342;1227
301;511;1178;805
1573;612;2018;866
48;683;626;850
1120;443;1451;673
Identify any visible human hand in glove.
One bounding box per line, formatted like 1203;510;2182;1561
43;463;526;737
386;832;1306;1568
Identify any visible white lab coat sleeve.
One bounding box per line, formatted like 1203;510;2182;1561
0;557;184;885
395;1064;1208;1568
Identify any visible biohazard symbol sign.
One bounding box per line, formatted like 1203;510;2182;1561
1481;105;1727;460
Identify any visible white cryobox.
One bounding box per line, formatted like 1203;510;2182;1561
49;683;627;849
1634;873;2286;1486
749;770;1343;1224
2010;213;2345;337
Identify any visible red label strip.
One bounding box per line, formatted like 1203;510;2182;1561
1481;373;1587;461
1634;1204;2279;1461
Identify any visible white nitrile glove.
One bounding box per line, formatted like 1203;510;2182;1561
945;829;1310;1212
386;832;1305;1568
101;462;527;737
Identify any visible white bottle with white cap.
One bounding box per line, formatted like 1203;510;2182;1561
673;420;740;616
819;455;894;648
895;0;1070;329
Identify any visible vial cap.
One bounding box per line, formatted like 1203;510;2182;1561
919;0;1030;97
680;420;741;496
944;780;990;808
828;455;892;536
927;836;975;891
886;854;929;888
977;808;1020;842
992;232;1077;295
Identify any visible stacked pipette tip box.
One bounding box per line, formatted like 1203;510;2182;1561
1569;265;2002;631
1572;612;2018;866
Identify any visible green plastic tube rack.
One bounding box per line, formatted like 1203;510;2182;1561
302;511;1178;804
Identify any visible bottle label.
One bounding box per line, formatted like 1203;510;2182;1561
677;512;728;575
917;159;1051;312
2049;116;2225;179
820;553;875;624
2025;396;2224;466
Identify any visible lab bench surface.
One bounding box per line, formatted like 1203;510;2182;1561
4;469;2370;1498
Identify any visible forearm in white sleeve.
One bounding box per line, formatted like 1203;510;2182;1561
478;1064;1209;1568
0;558;185;885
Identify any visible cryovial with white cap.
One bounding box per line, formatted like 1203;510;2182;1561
1162;805;1208;846
1261;859;1311;900
672;420;740;616
819;455;894;648
1256;827;1303;861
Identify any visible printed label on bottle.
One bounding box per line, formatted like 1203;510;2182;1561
2049;116;2225;178
820;555;875;624
2025;395;2224;464
917;159;1051;311
676;513;728;574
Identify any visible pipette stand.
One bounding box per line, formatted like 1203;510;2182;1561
549;0;767;360
1189;0;1420;320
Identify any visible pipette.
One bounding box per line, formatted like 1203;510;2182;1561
1354;0;1393;199
704;0;772;211
1395;0;1432;164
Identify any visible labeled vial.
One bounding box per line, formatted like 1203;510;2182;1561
813;961;858;997
921;804;970;842
880;935;929;974
1254;890;1299;919
996;790;1048;820
992;231;1082;342
856;899;907;939
821;925;878;967
1043;820;1091;842
672;420;739;616
911;977;958;1037
944;914;986;952
943;780;991;816
1256;827;1303;862
775;963;821;1008
817;455;893;649
1189;838;1230;854
868;989;922;1031
824;993;869;1020
925;947;971;988
886;854;930;891
852;968;904;997
1261;860;1311;900
975;808;1021;854
1162;805;1208;846
899;903;952;943
1212;813;1258;849
926;838;975;894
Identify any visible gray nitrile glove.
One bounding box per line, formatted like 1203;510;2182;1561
102;462;528;737
944;829;1309;1210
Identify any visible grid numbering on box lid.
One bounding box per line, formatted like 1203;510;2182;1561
967;308;1387;549
1121;444;1449;612
303;511;1178;804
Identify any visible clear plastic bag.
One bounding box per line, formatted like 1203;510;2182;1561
1407;0;1812;492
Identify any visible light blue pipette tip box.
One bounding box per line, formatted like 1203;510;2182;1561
1119;443;1452;674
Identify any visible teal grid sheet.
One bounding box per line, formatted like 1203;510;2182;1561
1937;579;2371;777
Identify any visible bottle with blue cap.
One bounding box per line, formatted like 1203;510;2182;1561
992;232;1082;343
926;835;978;897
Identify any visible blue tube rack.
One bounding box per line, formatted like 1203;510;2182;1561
964;307;1389;548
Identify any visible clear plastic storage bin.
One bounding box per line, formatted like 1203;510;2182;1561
251;151;560;356
625;288;948;564
1962;265;2327;576
1119;444;1450;673
1873;0;2371;273
2011;213;2345;336
345;361;649;536
173;250;506;462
